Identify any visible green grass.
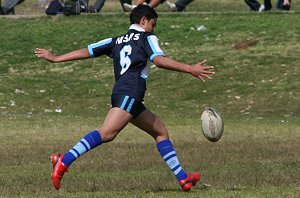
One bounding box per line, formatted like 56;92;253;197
1;13;299;122
0;117;300;197
0;11;300;197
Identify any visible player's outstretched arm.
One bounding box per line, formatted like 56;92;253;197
35;48;90;63
152;56;215;82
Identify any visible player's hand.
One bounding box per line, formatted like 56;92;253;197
35;48;56;62
191;60;215;82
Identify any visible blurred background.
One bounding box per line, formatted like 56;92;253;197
2;0;299;15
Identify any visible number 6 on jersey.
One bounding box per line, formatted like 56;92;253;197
120;45;132;75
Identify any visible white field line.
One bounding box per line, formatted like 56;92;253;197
0;113;84;118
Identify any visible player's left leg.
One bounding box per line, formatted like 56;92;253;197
51;107;133;190
131;109;201;191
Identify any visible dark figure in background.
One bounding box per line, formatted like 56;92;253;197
166;0;193;12
244;0;291;12
0;0;25;15
88;0;105;12
88;0;133;13
244;0;271;11
122;0;166;12
277;0;291;10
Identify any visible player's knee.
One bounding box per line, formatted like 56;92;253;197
160;129;169;139
155;126;169;141
159;124;168;135
99;128;119;143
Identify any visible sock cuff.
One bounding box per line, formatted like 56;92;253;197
156;139;172;150
86;130;102;148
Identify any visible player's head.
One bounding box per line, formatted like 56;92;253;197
130;4;158;25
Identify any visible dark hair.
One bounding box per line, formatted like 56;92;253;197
130;4;158;24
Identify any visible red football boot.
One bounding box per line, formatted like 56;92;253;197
51;153;69;190
179;172;201;191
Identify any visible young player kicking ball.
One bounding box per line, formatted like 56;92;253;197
35;4;214;191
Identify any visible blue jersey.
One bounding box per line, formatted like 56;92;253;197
88;24;165;102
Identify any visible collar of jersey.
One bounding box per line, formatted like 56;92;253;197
129;24;145;32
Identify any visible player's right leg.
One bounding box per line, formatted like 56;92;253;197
131;110;201;191
51;107;132;190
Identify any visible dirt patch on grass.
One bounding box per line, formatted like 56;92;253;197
233;39;259;50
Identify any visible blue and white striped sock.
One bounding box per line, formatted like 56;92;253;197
157;139;188;182
62;130;102;167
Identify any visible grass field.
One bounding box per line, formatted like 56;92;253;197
0;6;300;198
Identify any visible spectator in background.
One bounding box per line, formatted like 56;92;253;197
123;0;165;12
136;0;164;8
244;0;291;12
0;0;25;14
277;0;291;10
244;0;270;11
89;0;131;13
88;0;133;13
166;0;193;12
88;0;105;13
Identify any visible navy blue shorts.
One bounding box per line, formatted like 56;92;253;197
111;94;146;118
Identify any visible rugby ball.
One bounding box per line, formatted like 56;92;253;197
200;107;224;142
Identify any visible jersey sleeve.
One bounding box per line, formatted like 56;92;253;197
87;38;113;58
144;35;165;61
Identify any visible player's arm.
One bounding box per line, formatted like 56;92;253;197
152;56;215;82
35;48;90;63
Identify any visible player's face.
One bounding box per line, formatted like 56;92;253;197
141;17;157;33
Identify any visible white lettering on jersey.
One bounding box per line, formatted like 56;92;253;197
123;33;134;43
116;36;124;45
133;33;140;40
116;33;140;44
123;34;129;43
